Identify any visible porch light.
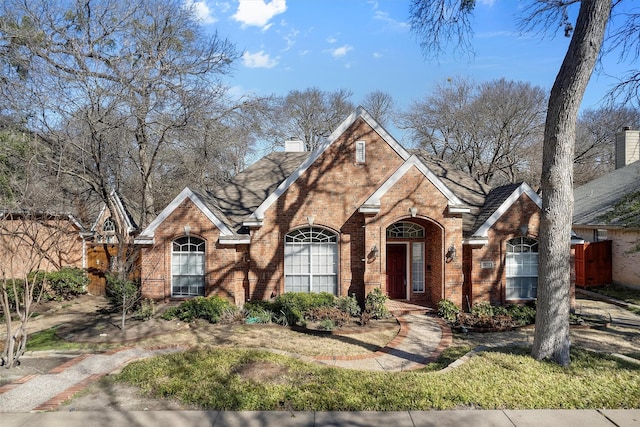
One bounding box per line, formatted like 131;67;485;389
184;225;191;236
446;244;457;262
368;245;379;260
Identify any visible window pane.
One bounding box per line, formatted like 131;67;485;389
412;242;424;292
284;228;338;295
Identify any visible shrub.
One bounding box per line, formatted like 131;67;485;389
46;267;88;300
505;303;536;326
161;295;233;323
272;292;335;326
105;275;140;314
364;288;389;319
135;298;156;321
335;294;361;317
471;301;494;318
437;299;460;322
305;306;351;328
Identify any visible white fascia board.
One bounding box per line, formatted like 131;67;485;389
90;203;108;232
137;187;234;240
218;235;251;245
248;106;411;225
474;182;542;238
362;155;466;208
358;205;381;214
112;191;135;233
463;237;489;246
448;205;471;214
134;236;155;245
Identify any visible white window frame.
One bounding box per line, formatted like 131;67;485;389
355;140;366;163
411;242;425;293
171;236;205;297
506;237;538;300
284;227;338;294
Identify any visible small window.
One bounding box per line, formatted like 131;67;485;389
172;236;205;297
387;222;425;239
355;141;366;163
103;217;115;233
594;229;608;242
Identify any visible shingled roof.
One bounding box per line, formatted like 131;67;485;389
574;160;640;228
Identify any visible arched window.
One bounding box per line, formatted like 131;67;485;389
284;227;338;294
172;236;205;297
386;222;425;239
506;237;538;300
103;217;115;233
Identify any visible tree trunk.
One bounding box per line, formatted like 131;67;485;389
532;0;611;366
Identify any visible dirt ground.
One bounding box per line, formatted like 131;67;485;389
2;294;639;411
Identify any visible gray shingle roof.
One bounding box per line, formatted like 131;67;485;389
204;152;310;231
573;160;640;228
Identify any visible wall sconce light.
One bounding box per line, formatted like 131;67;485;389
409;207;418;218
184;225;191;236
368;245;379;260
307;215;315;226
445;244;456;262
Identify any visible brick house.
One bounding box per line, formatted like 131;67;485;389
135;107;544;309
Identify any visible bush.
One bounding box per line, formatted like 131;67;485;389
105;275;140;314
243;301;275;324
504;303;536;326
364;288;389;319
272;292;336;326
161;295;233;323
471;301;494;318
304;306;351;328
135;298;156;321
437;299;460;322
46;267;88;300
335;294;361;317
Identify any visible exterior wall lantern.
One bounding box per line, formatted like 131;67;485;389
368;245;379;260
445;244;457;263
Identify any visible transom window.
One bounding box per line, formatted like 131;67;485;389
172;236;205;297
387;222;425;239
506;237;538;300
284;227;338;295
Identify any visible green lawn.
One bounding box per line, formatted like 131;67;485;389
591;284;640;306
113;346;640;410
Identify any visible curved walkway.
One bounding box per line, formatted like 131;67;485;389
0;313;450;413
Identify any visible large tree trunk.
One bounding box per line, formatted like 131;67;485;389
533;0;611;366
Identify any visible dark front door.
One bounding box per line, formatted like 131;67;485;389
386;244;406;299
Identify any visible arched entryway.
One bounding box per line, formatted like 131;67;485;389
384;220;442;304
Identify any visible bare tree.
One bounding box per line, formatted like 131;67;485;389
261;88;355;152
399;76;547;186
0;0;240;227
361;90;396;127
409;0;629;366
574;105;640;185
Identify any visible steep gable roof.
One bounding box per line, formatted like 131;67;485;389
573;160;640;228
244;106;411;226
91;190;139;234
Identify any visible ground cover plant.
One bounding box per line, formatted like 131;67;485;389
113;346;640;410
437;300;536;330
590;284;640;314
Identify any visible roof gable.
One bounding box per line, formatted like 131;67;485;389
471;182;542;240
90;190;138;234
136;187;235;244
244;106;411;226
359;155;470;214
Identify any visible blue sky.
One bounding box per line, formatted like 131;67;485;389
188;0;634;129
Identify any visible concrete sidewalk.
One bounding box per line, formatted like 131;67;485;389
2;409;639;426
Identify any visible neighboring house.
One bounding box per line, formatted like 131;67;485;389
573;127;640;290
85;191;141;295
0;210;85;280
135;107;548;309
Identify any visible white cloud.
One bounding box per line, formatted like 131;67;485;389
184;0;218;24
326;36;338;44
243;51;278;68
233;0;287;29
282;28;299;52
373;10;408;30
331;45;353;59
373;52;382;59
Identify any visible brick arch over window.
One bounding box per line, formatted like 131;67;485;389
284;226;338;295
171;236;205;297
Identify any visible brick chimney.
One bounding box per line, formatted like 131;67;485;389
615;127;640;169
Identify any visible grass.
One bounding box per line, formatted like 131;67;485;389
113;346;640;410
26;327;110;352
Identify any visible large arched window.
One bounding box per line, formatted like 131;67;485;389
172;236;205;297
506;237;538;300
284;227;338;294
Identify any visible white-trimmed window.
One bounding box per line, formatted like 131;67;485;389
386;222;425;239
355;141;366;163
506;237;538;300
284;227;338;294
172;236;205;297
412;242;425;292
103;217;115;233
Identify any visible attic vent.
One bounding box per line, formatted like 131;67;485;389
285;140;305;152
355;140;366;163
